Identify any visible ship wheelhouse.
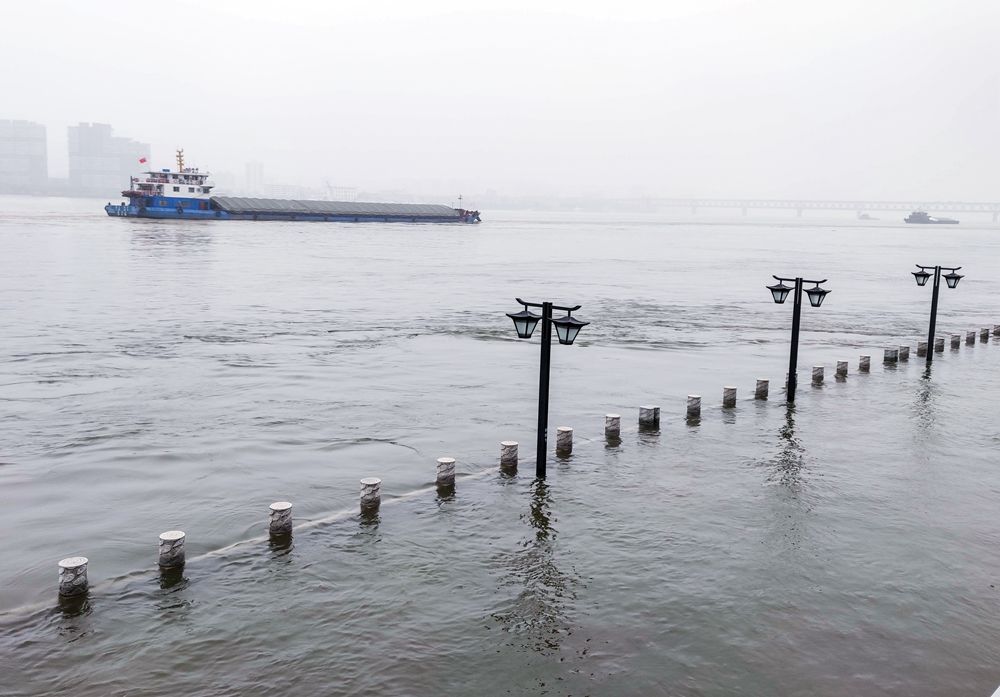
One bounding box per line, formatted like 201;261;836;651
121;149;215;210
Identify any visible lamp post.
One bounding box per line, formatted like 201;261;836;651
506;297;589;479
766;275;831;403
912;264;963;364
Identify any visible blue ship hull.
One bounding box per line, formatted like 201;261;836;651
105;195;480;223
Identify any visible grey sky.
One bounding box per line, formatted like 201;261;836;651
4;0;998;199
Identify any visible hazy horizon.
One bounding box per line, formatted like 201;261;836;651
4;0;998;200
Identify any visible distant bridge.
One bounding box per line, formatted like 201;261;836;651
643;199;1000;221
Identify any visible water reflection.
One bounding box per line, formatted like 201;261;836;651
768;406;806;489
491;480;576;654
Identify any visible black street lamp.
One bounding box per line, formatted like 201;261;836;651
913;264;963;363
506;297;589;479
766;275;831;403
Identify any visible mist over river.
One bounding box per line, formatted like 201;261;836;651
2;197;1000;696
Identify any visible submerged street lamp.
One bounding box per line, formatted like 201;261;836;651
766;275;831;403
913;263;963;364
506;297;589;479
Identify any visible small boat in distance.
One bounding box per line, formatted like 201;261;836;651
904;210;958;224
105;149;481;224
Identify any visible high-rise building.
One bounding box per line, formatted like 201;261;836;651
68;123;150;195
245;161;265;194
0;120;48;194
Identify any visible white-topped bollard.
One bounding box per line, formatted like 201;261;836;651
722;386;737;408
934;337;945;353
605;414;621;439
950;334;961;348
967;330;976;345
811;366;824;384
158;530;186;569
686;395;701;418
883;348;898;364
556;426;573;454
638;406;660;428
755;378;769;400
58;556;89;597
268;501;293;536
436;457;456;487
859;355;870;372
981;328;990;343
898;346;909;362
917;341;927;357
499;440;518;470
836;361;848;377
360;477;381;511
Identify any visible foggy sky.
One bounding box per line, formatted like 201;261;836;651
4;0;998;200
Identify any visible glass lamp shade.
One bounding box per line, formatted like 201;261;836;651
944;272;963;289
506;309;542;338
551;314;589;345
767;282;792;304
912;270;931;287
805;286;830;307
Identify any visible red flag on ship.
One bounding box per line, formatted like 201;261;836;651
138;157;147;164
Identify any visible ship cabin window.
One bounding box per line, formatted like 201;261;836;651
188;187;195;193
173;186;179;192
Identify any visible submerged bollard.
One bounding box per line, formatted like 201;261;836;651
967;330;976;345
836;361;848;377
755;378;769;400
555;426;573;454
898;346;909;362
604;414;621;439
158;530;186;569
812;366;824;384
360;477;381;512
722;386;737;408
981;328;990;343
268;501;293;536
686;395;701;418
435;457;456;487
638;406;660;428
859;355;870;372
934;337;945;353
58;557;89;597
883;348;898;364
917;341;927;357
950;334;961;348
499;440;518;470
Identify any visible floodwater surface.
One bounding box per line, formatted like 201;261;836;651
2;197;1000;696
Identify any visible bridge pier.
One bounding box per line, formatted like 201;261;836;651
741;207;747;217
796;208;803;218
993;211;998;224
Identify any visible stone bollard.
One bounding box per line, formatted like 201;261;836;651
499;441;518;470
360;477;381;512
917;342;927;357
58;557;89;597
993;324;1000;337
898;346;909;362
934;337;945;353
754;378;768;400
836;361;848;377
967;330;976;345
604;414;621;439
859;355;870;372
686;395;701;418
556;426;573;454
436;457;456;487
981;328;990;343
950;334;961;348
883;348;898;364
268;501;293;536
158;531;186;569
638;406;660;428
812;366;824;384
722;386;737;408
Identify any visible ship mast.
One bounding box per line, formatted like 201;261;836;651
176;148;185;173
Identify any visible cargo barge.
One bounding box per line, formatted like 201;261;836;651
105;150;480;224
